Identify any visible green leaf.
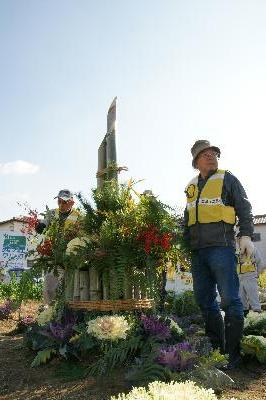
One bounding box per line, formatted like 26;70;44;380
88;335;143;376
126;359;172;384
31;348;56;367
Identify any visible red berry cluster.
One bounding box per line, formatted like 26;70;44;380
21;211;39;235
37;239;52;256
137;225;172;254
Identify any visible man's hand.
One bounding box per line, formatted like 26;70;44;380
239;236;254;257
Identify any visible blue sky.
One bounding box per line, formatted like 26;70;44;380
1;1;266;220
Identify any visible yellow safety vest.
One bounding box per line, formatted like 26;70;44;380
53;208;80;229
237;254;256;274
185;170;236;227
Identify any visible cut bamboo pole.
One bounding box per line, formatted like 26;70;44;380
79;271;90;300
64;270;74;301
73;270;80;300
89;267;101;300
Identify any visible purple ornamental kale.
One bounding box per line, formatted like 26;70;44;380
49;320;75;341
140;314;171;340
0;300;12;320
157;342;198;371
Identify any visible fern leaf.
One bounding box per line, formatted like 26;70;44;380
88;336;143;376
126;360;171;384
31;348;56;367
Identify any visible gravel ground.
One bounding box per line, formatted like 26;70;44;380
1;302;266;400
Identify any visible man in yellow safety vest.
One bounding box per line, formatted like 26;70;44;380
184;140;254;369
36;189;82;304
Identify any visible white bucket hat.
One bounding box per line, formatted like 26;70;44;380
191;140;220;167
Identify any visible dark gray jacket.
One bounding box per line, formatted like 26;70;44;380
184;170;253;250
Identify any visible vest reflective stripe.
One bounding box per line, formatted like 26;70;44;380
185;170;236;226
237;255;256;274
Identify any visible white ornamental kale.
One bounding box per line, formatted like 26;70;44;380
66;236;90;255
37;306;54;326
87;315;130;341
111;380;221;399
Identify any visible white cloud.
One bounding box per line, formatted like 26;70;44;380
0;160;40;175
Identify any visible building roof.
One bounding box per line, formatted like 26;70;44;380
253;214;266;225
0;217;25;225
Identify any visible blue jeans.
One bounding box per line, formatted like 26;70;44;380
191;246;243;318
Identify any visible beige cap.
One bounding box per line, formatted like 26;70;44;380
191;140;220;167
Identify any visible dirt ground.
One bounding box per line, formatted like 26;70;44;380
1;302;266;400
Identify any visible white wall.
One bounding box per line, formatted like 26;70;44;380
0;221;16;232
166;272;193;293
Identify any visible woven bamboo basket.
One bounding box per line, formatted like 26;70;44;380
68;298;155;311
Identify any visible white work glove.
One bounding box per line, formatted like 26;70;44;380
239;236;254;258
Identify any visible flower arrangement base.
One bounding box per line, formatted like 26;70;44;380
68;299;155;311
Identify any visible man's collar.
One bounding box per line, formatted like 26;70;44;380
199;168;218;180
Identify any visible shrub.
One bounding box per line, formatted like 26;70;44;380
0;271;43;302
170;290;200;317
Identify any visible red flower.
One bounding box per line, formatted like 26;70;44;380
137;226;172;254
160;233;172;251
21;211;39;235
37;239;53;256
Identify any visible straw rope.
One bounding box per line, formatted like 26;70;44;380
68;298;154;311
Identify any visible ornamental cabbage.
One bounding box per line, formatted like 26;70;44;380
244;311;266;336
66;236;90;255
37;307;54;326
87;315;130;341
111;380;219;400
241;335;266;363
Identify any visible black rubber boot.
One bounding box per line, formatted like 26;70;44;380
204;312;225;353
223;315;244;370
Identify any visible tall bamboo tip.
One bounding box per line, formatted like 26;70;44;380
108;97;117;112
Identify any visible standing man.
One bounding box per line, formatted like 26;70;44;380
184;140;254;369
36;189;82;304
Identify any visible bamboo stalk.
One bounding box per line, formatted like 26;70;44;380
64;269;74;301
73;270;80;300
89;267;101;300
79;271;90;300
